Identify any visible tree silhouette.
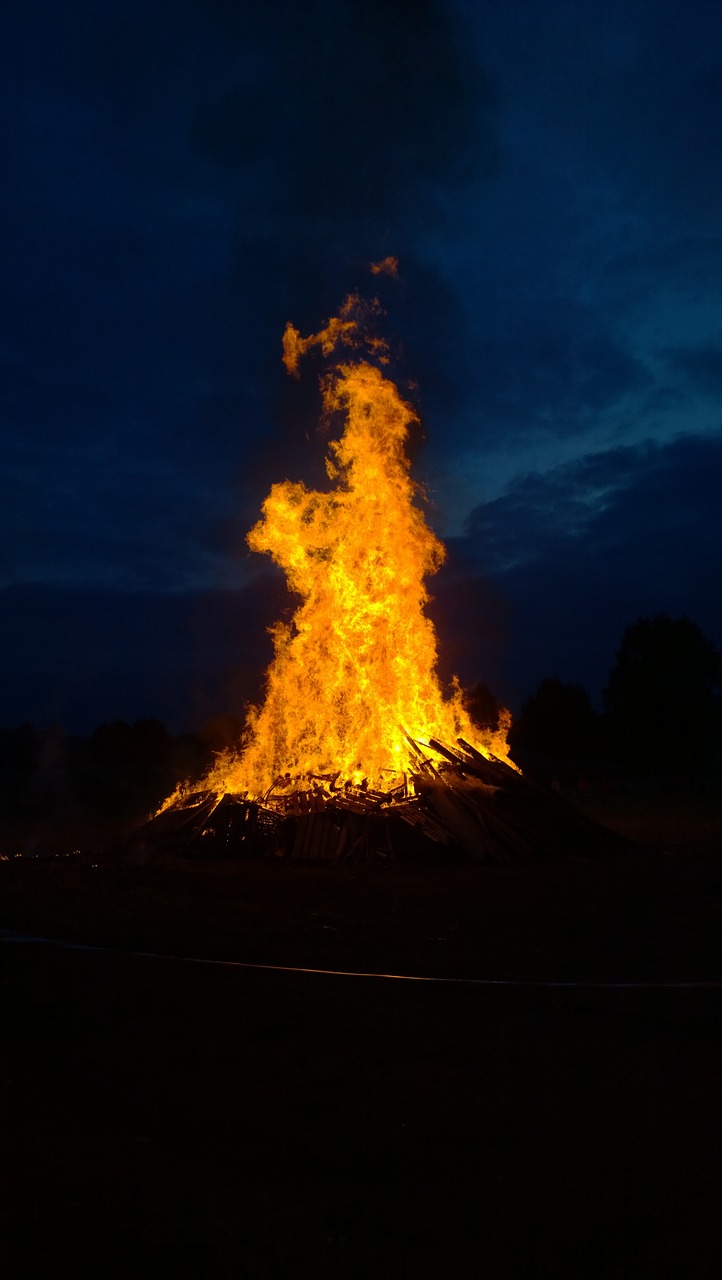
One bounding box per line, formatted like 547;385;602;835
85;719;176;815
603;614;722;772
90;720;134;770
509;677;598;765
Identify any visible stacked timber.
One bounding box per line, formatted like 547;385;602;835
138;736;633;863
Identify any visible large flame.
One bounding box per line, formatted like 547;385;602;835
196;293;513;801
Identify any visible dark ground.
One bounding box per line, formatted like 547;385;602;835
1;792;722;1278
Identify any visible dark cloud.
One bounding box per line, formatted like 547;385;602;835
663;345;722;394
426;545;512;701
482;0;722;218
465;444;646;572
0;575;284;733
3;1;722;733
467;432;722;573
606;234;722;289
431;300;651;464
457;432;722;703
0;424;257;595
190;0;500;404
0;0;499;599
193;0;495;205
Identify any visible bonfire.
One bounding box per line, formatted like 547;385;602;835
149;274;624;862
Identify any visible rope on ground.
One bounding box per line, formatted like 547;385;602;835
1;928;721;989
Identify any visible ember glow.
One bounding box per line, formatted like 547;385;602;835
175;291;513;805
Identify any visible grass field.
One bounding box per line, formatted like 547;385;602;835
2;794;721;1277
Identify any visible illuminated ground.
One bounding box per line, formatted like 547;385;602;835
1;800;721;1277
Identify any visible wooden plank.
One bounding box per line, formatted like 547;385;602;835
424;786;491;860
331;821;347;861
428;738;468;769
290;818;306;859
402;731;439;771
306;815;321;859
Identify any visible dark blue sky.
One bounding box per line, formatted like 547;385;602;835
3;0;722;731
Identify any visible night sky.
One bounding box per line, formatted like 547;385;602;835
4;0;722;732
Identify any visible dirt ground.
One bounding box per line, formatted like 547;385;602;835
1;794;721;1277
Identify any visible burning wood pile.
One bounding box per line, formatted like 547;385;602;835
143;734;628;864
144;275;629;864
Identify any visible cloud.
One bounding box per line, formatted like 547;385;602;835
467;431;722;572
0;575;284;732
191;0;499;364
663;344;722;394
422;300;652;475
452;432;722;704
193;0;495;210
1;0;501;599
479;316;648;430
5;0;722;732
606;234;722;290
0;434;253;593
486;0;722;220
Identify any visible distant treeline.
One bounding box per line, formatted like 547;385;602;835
2;614;721;823
0;715;245;823
467;614;722;785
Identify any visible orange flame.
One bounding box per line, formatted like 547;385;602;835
282;294;389;376
198;292;513;800
370;255;399;278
